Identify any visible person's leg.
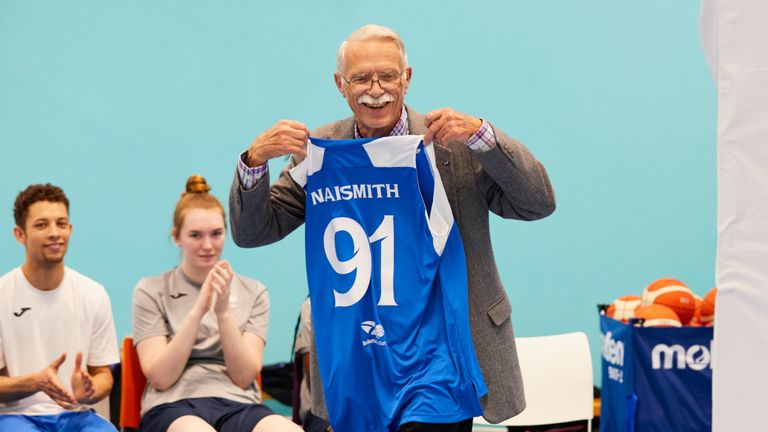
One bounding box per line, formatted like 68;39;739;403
167;416;216;432
252;414;303;432
56;411;116;432
214;400;301;432
0;415;44;432
140;399;217;432
399;418;473;432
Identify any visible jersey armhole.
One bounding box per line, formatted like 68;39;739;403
420;143;454;256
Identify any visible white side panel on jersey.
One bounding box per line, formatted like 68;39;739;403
363;135;421;168
290;141;325;187
423;143;454;256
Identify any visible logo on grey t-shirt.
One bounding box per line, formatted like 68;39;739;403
170;293;188;299
13;307;31;317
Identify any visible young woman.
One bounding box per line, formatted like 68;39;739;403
131;175;301;432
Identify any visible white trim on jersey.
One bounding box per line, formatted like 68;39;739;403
289;140;320;188
363;136;419;169
423;142;453;256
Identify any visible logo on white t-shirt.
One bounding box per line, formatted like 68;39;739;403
13;307;31;317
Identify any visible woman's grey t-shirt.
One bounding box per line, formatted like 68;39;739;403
132;267;269;415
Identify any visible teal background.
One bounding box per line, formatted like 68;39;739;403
0;1;716;386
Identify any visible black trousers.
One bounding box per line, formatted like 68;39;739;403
399;418;473;432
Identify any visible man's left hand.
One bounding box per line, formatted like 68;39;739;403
71;352;95;404
424;108;482;145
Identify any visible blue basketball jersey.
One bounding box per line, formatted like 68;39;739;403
290;135;487;432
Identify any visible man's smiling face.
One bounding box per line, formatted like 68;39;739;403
335;38;411;138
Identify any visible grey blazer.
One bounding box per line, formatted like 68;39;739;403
229;106;556;423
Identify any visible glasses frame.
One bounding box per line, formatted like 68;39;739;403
340;70;405;93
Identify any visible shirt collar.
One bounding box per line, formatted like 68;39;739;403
354;107;409;139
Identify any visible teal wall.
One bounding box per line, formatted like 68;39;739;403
0;1;715;384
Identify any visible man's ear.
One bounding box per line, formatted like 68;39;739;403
334;73;347;98
13;226;26;246
403;67;413;95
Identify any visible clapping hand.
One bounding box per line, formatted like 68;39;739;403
71;352;95;404
37;353;77;409
209;261;235;316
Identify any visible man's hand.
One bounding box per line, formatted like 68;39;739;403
210;261;235;316
423;108;482;145
246;120;310;167
37;353;77;409
71;352;95;404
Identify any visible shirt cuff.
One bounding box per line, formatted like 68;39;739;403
238;151;269;190
465;119;497;153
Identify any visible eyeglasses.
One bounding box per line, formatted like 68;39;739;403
341;70;404;93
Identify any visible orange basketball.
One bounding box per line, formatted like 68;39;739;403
635;304;682;327
607;295;642;322
700;287;717;325
689;295;704;327
641;278;696;325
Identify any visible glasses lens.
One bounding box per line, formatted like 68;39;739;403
348;72;401;92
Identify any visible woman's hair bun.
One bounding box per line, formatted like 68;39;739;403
185;175;212;194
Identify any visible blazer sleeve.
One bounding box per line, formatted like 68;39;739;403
470;125;556;221
228;156;308;247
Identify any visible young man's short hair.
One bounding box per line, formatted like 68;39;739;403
13;183;70;228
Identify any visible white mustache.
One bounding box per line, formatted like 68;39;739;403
357;93;395;105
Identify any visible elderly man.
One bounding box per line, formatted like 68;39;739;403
230;24;555;431
0;184;119;431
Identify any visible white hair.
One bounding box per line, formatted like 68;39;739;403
336;24;409;74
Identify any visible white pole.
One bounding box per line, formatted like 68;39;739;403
702;0;768;430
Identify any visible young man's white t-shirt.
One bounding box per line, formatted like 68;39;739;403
0;266;119;415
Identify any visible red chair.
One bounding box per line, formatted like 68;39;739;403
119;337;146;430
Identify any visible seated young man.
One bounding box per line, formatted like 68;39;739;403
0;184;119;431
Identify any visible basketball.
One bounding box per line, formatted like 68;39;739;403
641;278;696;325
635;304;682;327
689;295;704;327
607;295;642;322
700;287;717;325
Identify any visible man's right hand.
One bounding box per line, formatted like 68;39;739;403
37;353;77;409
245;120;309;167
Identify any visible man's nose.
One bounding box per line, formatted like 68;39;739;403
48;224;62;238
367;79;385;97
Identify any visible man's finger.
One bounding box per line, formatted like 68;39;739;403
277;119;309;132
74;352;83;372
423;129;434;145
436;124;456;143
425;108;448;126
280;126;311;141
50;353;67;370
261;141;306;161
48;383;76;405
53;397;77;410
46;386;69;402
